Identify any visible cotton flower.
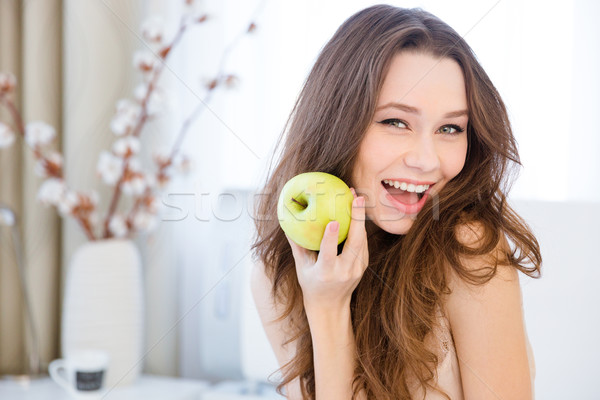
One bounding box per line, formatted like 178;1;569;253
108;214;128;238
203;77;219;91
75;190;99;214
133;50;159;79
0;122;15;148
145;195;159;213
134;83;162;117
224;74;240;89
144;174;157;192
133;210;158;232
25;122;55;148
34;151;63;177
152;148;171;167
156;171;171;188
183;0;207;23
97;151;124;185
58;190;80;216
121;173;146;196
110;99;141;136
115;98;140;114
141;17;165;46
171;153;192;174
152;149;192;174
112;136;141;158
134;83;148;103
0;72;16;94
127;157;142;173
37;178;67;206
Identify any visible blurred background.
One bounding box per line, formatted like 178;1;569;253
0;0;598;399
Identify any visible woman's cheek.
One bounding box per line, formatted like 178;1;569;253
444;142;469;177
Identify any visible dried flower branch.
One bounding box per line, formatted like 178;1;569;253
120;2;263;238
0;79;97;240
0;0;262;241
100;12;200;239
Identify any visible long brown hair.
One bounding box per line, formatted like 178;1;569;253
251;5;541;399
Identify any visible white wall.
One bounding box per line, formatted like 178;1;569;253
514;200;600;399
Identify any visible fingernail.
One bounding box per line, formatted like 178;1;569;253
358;197;365;207
350;187;357;198
329;221;339;233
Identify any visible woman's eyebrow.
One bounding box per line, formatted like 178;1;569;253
375;102;468;118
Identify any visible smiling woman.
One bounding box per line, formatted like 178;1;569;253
251;4;541;400
352;52;470;235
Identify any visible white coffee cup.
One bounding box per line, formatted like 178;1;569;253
49;349;110;398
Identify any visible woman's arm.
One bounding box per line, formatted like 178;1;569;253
305;302;366;400
283;190;368;399
252;260;366;400
251;260;303;399
444;222;534;400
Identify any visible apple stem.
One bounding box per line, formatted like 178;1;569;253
291;197;307;208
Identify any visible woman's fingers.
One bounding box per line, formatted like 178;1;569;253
286;187;369;309
341;194;367;266
287;186;366;272
316;220;340;265
285;233;307;265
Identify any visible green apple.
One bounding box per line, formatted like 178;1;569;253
277;172;353;251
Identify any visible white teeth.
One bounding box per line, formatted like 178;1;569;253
383;180;430;193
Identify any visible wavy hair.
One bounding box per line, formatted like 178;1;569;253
251;4;541;399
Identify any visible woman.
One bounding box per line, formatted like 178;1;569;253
250;4;541;399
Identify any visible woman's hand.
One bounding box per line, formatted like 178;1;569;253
285;188;368;313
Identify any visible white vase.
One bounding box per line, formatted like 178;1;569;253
61;239;144;388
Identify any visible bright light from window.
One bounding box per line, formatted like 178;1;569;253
177;0;597;202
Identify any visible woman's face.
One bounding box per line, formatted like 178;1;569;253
351;51;469;235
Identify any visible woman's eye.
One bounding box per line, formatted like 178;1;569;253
379;119;407;129
438;124;465;135
378;119;466;135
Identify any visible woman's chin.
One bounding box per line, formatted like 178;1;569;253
372;214;417;236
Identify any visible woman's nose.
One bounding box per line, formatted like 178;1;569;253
403;135;440;172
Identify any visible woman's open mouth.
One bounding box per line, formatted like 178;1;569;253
381;180;433;214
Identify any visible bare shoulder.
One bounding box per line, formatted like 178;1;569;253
449;220;516;286
250;260;303;399
445;220;520;308
443;221;533;399
453;219;510;254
